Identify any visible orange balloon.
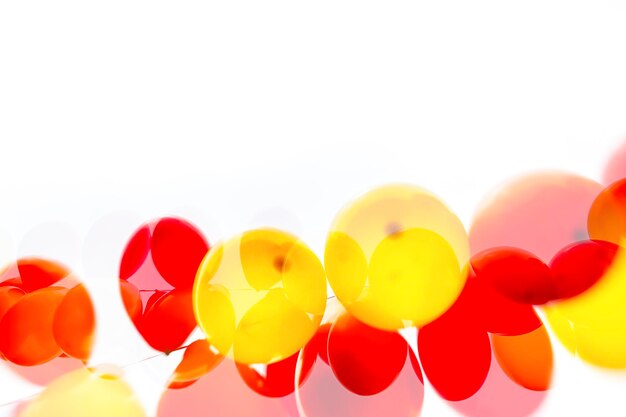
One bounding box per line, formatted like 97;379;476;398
168;339;224;389
0;286;25;323
53;284;96;362
0;287;67;366
491;325;553;391
120;280;143;325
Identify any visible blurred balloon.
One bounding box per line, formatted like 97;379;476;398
603;140;626;185
470;172;602;262
325;184;468;331
194;228;326;365
19;366;146;417
159;357;297;417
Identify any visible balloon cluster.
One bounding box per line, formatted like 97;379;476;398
5;142;626;417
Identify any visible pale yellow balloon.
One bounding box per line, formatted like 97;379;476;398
193;228;326;365
325;184;469;330
19;367;146;417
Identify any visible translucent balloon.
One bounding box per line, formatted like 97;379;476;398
19;366;146;417
603;139;626;185
295;301;424;417
325;184;468;330
159;357;296;417
194;228;326;365
470;172;602;262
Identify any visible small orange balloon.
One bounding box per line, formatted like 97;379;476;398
491;325;553;391
0;287;67;366
53;284;96;362
168;339;223;389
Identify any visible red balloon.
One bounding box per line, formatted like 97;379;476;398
151;218;210;289
17;258;71;292
327;313;408;396
119;225;151;280
418;293;491;401
549;240;620;300
471;247;555;305
236;347;316;398
139;289;196;353
450;272;542;337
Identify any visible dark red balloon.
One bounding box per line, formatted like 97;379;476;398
236;347;316;398
139;289;196;353
549;240;620;300
327;313;408;396
471;247;555;305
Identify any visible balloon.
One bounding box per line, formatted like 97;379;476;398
16;258;72;292
326;313;407;396
471;247;554;305
236;347;316;398
53;284;96;362
418;284;491;401
325;184;468;331
470;172;602;262
19;367;146;417
491;325;553;391
549;240;620;301
194;228;326;365
587;178;626;246
295;314;424;417
140;289;196;353
119;217;209;354
168;339;224;389
0;287;66;366
151;218;210;289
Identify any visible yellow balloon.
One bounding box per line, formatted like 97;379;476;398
325;184;468;330
193;228;326;365
543;238;626;369
19;367;146;417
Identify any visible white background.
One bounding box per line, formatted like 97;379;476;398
1;0;626;416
